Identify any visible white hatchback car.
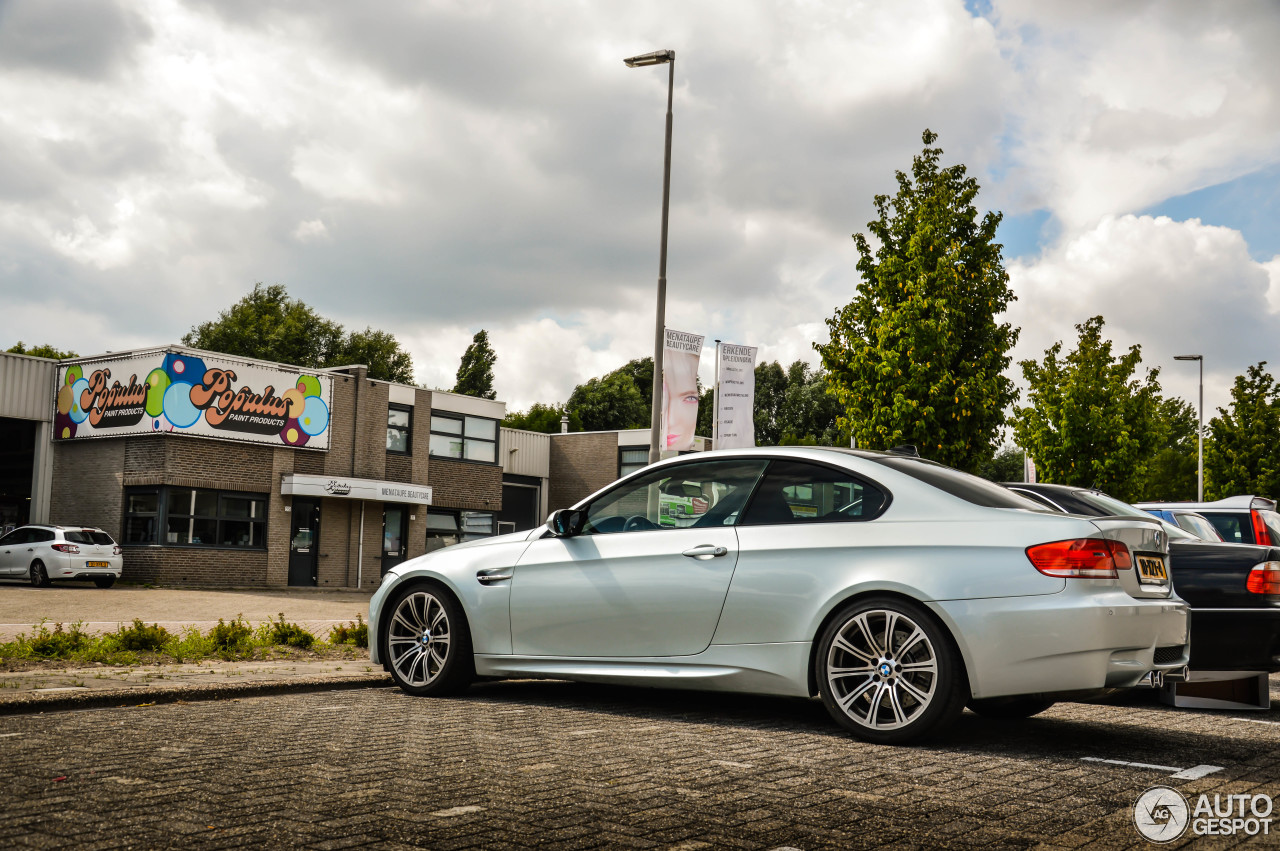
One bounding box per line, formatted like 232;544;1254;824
0;525;123;588
371;447;1191;743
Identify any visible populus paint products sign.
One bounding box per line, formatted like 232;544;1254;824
662;328;704;452
54;349;334;450
715;343;757;450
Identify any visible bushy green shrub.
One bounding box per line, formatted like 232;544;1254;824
28;622;91;659
113;619;171;652
266;613;314;649
208;615;253;658
329;615;368;649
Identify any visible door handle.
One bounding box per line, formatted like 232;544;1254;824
477;568;513;585
682;545;728;560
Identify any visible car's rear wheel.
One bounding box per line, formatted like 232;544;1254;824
383;582;473;696
967;696;1056;719
93;576;116;589
816;596;968;744
29;561;49;588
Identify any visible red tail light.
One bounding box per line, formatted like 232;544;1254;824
112;545;122;556
1026;538;1129;578
51;543;80;554
1252;510;1272;546
1247;562;1280;595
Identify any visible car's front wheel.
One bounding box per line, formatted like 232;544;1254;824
816;596;968;744
29;561;49;588
383;582;474;696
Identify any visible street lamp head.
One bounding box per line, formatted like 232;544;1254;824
1174;354;1203;361
624;49;674;67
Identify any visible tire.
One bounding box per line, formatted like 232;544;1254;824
93;576;117;589
967;696;1056;720
29;561;49;588
383;582;474;696
815;596;968;744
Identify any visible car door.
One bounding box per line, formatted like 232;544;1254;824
0;529;24;574
510;458;768;658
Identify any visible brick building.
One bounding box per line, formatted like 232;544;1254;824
547;429;710;512
48;345;516;589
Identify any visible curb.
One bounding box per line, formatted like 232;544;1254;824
0;672;393;716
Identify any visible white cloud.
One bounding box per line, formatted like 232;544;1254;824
292;219;329;243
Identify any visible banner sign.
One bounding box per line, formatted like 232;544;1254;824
55;349;333;450
662;328;705;452
281;474;432;505
715;343;757;450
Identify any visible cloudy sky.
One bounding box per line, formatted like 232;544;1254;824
2;0;1278;423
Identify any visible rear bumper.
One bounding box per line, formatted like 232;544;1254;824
1188;608;1280;672
930;586;1189;700
52;554;123;580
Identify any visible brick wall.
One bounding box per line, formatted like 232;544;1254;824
123;547;268;587
429;457;502;511
50;439;126;540
548;433;619;510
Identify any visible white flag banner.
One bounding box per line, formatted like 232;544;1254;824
715;343;757;450
662;328;705;452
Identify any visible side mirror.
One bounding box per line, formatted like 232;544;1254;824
547;508;587;538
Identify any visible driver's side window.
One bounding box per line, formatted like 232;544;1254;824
581;459;768;535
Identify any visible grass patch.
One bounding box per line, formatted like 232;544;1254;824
329;615;368;649
264;613;314;649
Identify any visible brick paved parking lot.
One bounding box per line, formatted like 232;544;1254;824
2;679;1279;849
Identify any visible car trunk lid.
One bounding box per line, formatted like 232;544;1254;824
1089;516;1173;599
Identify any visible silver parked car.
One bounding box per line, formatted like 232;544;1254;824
0;524;123;587
370;447;1189;743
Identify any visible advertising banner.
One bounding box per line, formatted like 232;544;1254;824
662;328;705;452
715;343;757;449
54;349;334;450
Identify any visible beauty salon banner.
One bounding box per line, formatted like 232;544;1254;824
662;328;704;452
55;348;333;450
715;343;757;450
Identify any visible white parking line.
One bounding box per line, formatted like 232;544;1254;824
1080;757;1222;780
1234;717;1280;725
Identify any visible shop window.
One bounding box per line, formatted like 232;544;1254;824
425;509;495;553
618;446;648;478
387;404;412;454
429;412;497;463
123;486;267;549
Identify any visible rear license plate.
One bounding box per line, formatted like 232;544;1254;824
1136;555;1168;583
85;561;109;568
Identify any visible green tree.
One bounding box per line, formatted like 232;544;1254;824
331;328;414;384
6;341;77;359
183;283;414;382
778;361;844;445
1011;316;1163;501
1205;362;1280;500
503;403;582;434
566;371;648;432
453;330;497;399
816;129;1017;472
753;361;789;446
1136;397;1199;501
614;358;654;406
976;445;1026;483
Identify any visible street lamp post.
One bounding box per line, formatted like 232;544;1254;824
624;48;676;465
1174;354;1204;501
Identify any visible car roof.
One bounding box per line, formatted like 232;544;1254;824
1135;496;1277;511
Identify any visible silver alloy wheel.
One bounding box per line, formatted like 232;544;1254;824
826;608;938;731
387;590;452;688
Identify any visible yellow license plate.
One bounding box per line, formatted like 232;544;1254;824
85;561;109;568
1136;555;1168;583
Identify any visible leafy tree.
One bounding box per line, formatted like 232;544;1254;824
1136;397;1199;501
6;342;77;359
331;328;414;384
753;361;789;446
816;129;1017;472
778;361;844;445
614;358;654;406
1011;316;1163;501
1205;362;1280;500
453;330;497;399
976;445;1026;483
566;372;648;432
503;403;582;434
183;283;414;382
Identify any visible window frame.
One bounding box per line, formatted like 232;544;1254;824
123;486;269;550
617;445;649;479
737;458;893;527
428;411;499;465
580;457;771;536
386;403;413;455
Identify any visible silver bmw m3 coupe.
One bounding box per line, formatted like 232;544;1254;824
369;447;1189;743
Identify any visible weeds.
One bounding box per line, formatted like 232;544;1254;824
329;615;368;649
265;613;314;649
209;616;253;659
114;620;171;653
